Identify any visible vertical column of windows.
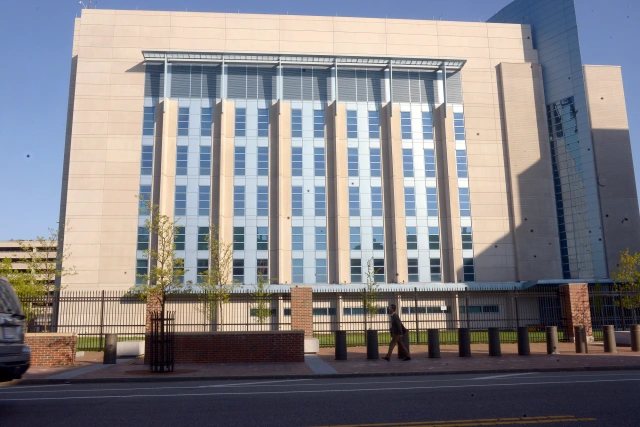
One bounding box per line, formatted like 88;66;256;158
233;260;244;284
139;185;151;215
143;107;155;136
292;187;303;216
176;146;188;176
199;146;211;176
233;186;245;216
347;148;359;177
257;227;269;250
196;259;208;283
257;259;268;279
137;227;149;251
233;227;245;250
257;186;269;217
291;147;303;176
350;259;362;283
407;259;419;282
257;108;269;137
200;107;213;137
292;259;304;283
348;187;360;217
315;187;326;216
372;227;384;250
422;112;434;140
174;226;185;250
291;109;302;137
174;185;186;216
257;146;269;176
369;148;381;177
177;107;189;136
315;227;327;250
454;112;474;282
347;110;358;138
368;111;380;139
371;187;383;217
292;227;303;250
235;108;246;137
315;259;327;283
140;146;153;176
402;149;414;177
424;149;436;178
401;111;412;140
198;227;209;250
314;148;326;176
234;147;246;176
350;227;361;250
198;186;210;216
404;188;416;217
313;109;324;138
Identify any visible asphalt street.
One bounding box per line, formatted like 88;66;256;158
1;371;639;426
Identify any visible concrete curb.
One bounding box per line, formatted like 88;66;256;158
14;364;640;386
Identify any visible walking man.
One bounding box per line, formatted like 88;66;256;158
383;304;411;361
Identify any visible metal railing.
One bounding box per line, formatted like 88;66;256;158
589;286;640;341
312;287;568;347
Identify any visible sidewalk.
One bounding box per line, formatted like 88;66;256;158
12;341;640;385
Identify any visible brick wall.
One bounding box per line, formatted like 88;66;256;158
25;333;77;367
291;286;313;338
560;283;593;341
146;331;304;364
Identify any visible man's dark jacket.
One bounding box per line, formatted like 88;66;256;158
390;312;404;336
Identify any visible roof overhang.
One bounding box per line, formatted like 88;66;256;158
142;51;466;72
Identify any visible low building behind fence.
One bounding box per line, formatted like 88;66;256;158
16;283;640;351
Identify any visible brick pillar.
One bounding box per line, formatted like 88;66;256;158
560;283;593;342
291;286;313;338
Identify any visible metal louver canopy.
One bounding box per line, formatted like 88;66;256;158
142;51;466;71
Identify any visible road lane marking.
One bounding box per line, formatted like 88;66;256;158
3;371;640;395
472;373;536;380
310;415;597;427
0;377;638;401
0;378;311;395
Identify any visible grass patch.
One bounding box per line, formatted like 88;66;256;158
315;330;566;348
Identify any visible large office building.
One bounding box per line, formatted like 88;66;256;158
58;0;640;291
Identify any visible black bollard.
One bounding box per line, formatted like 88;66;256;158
574;326;588;354
517;327;530;356
546;326;559;355
603;325;617;353
366;329;379;359
335;330;347;360
103;334;118;364
398;333;411;359
631;325;640;352
428;329;441;359
488;328;501;357
458;328;471;357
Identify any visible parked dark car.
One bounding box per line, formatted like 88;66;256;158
0;276;30;381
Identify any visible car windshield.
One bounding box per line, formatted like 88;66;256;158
0;277;23;316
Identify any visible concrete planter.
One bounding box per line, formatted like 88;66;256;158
304;338;319;354
116;340;145;357
615;331;631;347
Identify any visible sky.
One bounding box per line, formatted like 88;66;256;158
0;0;637;240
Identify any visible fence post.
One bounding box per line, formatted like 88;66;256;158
363;288;367;345
414;288;420;345
514;288;520;328
465;291;470;329
619;289;627;331
99;290;105;351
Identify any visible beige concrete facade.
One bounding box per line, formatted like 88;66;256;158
584;66;640;274
58;9;638;290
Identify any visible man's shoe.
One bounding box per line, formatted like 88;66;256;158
403;357;411;361
382;356;390;361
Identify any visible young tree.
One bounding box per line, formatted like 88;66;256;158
252;273;273;327
362;258;381;327
612;249;640;324
132;203;189;318
197;226;237;330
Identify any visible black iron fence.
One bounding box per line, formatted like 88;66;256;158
17;289;291;351
589;286;640;341
312;287;569;348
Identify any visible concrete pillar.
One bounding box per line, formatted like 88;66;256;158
277;101;292;284
560;283;594;342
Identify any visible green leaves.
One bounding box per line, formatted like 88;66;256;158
612;249;640;311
